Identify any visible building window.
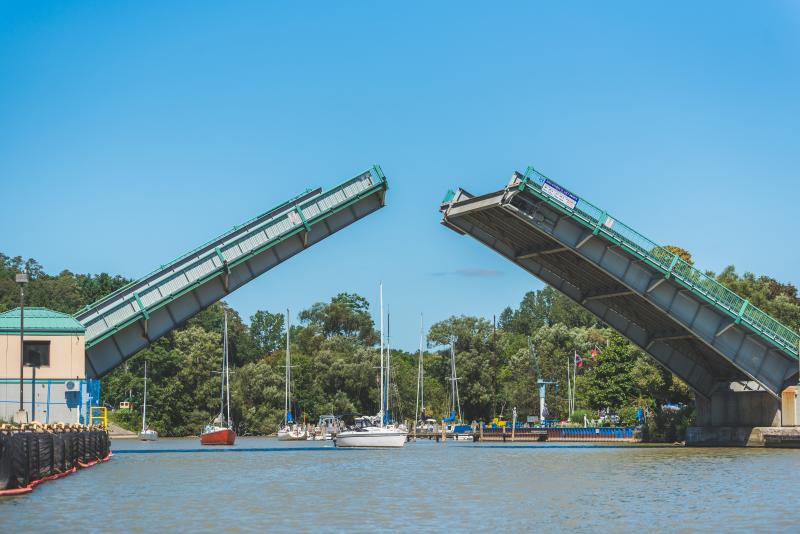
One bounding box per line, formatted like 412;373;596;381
23;340;50;367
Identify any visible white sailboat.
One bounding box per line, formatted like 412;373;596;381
335;283;407;448
139;360;158;441
278;309;307;441
414;313;425;437
444;336;473;441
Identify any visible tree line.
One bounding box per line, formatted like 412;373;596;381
1;251;798;440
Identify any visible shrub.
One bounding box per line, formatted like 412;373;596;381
617;405;640;426
569;409;594;425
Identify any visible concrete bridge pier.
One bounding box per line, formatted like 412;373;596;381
688;383;799;446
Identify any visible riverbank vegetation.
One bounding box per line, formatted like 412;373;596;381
2;251;798;441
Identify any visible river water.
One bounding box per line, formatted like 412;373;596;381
1;437;797;532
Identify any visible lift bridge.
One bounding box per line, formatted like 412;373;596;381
76;166;388;378
441;167;799;431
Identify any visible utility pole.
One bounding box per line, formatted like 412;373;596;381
15;273;29;424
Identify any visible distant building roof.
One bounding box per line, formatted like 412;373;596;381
0;307;86;335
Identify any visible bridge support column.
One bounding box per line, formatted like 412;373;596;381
687;383;800;446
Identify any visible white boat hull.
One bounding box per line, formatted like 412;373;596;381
139;430;159;441
334;430;407;448
278;429;307;441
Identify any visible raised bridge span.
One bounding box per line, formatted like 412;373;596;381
76;166;388;378
441;167;799;432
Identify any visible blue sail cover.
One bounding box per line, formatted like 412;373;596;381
442;411;456;422
287;411;294;424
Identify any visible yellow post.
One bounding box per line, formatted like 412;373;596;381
89;406;108;430
441;420;446;444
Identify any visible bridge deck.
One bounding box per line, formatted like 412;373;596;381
441;168;798;398
77;166;388;377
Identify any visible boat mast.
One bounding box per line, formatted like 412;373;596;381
379;282;385;428
415;313;423;426
450;336;462;423
224;311;231;428
450;338;456;418
218;311;226;426
142;360;147;433
285;309;291;425
386;309;391;424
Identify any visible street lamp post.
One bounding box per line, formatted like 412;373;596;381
15;273;29;424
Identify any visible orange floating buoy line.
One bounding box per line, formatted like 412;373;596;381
0;422;111;496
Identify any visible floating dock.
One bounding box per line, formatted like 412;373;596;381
413;427;638;443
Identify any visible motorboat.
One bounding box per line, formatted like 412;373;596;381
307;415;337;440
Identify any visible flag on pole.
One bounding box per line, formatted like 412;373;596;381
574;350;584;368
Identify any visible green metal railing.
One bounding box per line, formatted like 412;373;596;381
518;165;800;360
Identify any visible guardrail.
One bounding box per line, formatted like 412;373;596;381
517;166;800;359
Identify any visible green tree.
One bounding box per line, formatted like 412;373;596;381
500;286;597;335
299;293;378;343
250;310;285;355
663;245;693;264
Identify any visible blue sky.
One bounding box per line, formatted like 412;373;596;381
1;2;798;351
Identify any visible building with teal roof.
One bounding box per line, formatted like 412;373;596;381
0;307;96;424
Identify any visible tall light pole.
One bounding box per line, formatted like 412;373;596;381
15;273;29;424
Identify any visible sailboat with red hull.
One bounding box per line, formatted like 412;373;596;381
201;311;236;446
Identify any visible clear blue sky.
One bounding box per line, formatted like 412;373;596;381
1;2;798;351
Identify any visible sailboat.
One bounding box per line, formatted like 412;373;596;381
278;309;307;441
444;336;473;441
414;314;425;438
200;311;236;446
139;360;158;441
335;283;407;448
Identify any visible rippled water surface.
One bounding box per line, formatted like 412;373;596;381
1;437;797;532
